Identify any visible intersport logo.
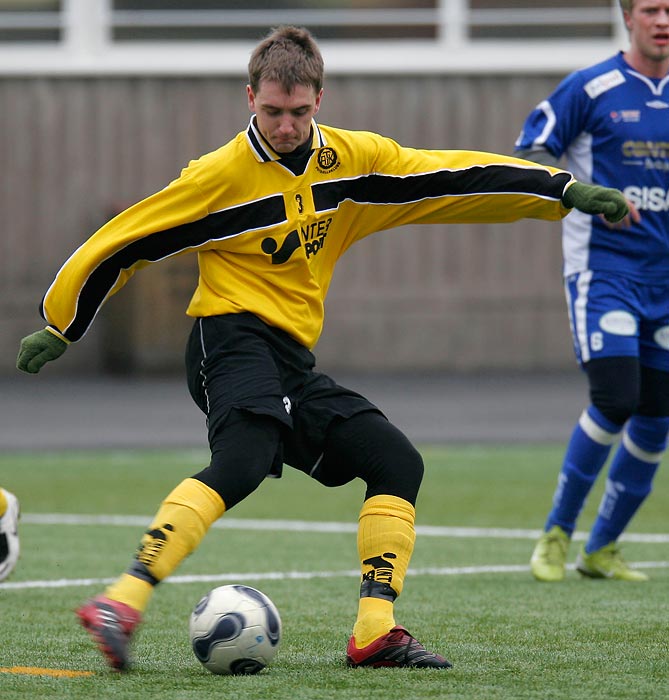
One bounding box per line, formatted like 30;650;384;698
261;217;334;264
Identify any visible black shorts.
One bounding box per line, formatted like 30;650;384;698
185;313;382;477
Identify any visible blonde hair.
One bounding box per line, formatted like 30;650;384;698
248;26;324;95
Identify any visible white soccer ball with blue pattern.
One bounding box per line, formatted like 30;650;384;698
189;584;282;675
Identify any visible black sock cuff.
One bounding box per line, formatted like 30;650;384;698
360;579;397;602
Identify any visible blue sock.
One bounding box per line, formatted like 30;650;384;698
586;415;668;553
546;406;621;537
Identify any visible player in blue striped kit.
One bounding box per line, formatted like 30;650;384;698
515;0;669;581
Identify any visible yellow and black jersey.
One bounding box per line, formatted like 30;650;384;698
42;117;573;349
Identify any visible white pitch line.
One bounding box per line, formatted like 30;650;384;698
3;561;669;591
6;515;667;592
21;513;669;543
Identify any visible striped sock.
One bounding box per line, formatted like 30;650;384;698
586;416;667;552
546;406;620;536
105;478;225;612
352;495;415;647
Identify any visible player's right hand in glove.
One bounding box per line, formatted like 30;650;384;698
562;181;630;224
17;328;68;374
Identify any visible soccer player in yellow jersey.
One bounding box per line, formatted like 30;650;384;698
17;26;629;671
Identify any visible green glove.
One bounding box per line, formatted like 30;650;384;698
17;329;68;374
562;181;628;223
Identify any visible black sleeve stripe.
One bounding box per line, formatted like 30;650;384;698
311;165;571;212
54;194;286;342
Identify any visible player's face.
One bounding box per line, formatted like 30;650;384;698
247;81;322;154
625;0;669;71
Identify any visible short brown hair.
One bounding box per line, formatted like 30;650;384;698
619;0;632;11
248;26;324;94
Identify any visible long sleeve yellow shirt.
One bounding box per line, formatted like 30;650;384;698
41;118;572;348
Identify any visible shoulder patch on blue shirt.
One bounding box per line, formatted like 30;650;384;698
584;69;625;99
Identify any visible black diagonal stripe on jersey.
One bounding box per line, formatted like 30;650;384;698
247;124;274;162
311;165;571;212
54;195;286;342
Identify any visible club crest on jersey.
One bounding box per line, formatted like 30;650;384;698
316;146;340;173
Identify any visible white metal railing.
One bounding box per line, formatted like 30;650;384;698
0;0;629;75
469;7;615;27
110;9;439;28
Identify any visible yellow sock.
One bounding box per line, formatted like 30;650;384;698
352;494;416;647
0;489;7;518
105;478;225;613
353;597;396;648
105;573;154;612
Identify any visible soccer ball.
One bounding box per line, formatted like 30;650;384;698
189;584;282;675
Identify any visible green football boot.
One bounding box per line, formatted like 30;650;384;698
530;525;570;582
576;543;648;581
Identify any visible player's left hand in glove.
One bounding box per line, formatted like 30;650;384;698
17;328;68;374
562;181;629;224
